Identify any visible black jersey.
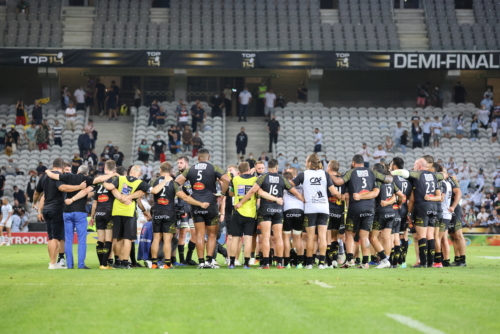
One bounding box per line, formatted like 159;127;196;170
328;183;345;212
176;171;192;212
181;162;224;204
93;176;117;211
448;176;460;205
408;171;438;205
256;172;293;212
392;175;411;210
376;181;399;213
152;176;180;214
341;167;379;210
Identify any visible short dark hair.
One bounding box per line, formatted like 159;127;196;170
373;163;387;175
422;155;434;164
392;157;405;169
268;159;278;169
198;148;209;155
52;158;64;168
434;163;443;173
116;166;126;176
177;155;189;164
283;171;293;180
352;155;364;164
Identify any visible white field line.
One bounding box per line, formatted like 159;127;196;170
308;280;335;288
476;256;500;259
386;314;446;334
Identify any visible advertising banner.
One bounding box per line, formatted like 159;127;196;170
8;232;99;244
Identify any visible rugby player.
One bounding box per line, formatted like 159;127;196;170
434;164;452;268
290;154;342;269
283;168;304;268
150;162;209;269
447;169;467;266
224;165;240;266
236;159;304;269
326;160;346;268
175;148;230;269
250;160;267;265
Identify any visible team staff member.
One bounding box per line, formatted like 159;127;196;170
326;160;346;268
290;154;342;269
175;148;230;269
224;165;239;266
33;158;87;269
104;165;150;269
236;159;304;269
150;162;209;269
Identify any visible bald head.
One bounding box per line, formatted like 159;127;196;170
129;165;142;177
413;158;427;171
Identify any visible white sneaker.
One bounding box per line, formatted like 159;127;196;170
48;263;67;269
197;262;206;269
376;258;391;269
337;254;345;264
305;264;313;269
57;258;67;267
332;260;338;268
235;259;241;266
211;259;219;266
224;258;229;264
6;242;10;246
249;258;255;265
145;260;152;269
318;264;326;269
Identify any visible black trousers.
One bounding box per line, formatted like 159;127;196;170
269;133;278;152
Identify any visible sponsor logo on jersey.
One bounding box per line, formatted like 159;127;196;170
424;173;434;181
286;214;302;218
398;176;407;182
267;208;282;213
158;198;169;205
384;213;396;218
269;176;279;183
193;209;208;215
98;194;109;202
329;213;342;218
154;215;171;220
237;185;246;196
193;182;205;190
357;170;369;177
359;189;369;194
310;177;322;185
359;213;374;217
95;212;107;216
328;196;339;203
121;184;131;195
195;163;207;170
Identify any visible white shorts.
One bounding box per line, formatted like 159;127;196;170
264;106;275;116
0;219;12;228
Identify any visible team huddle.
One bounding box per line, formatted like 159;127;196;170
32;147;467;270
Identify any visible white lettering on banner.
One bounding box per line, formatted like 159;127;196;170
195;163;207;170
393;53;500;69
13;236;48;244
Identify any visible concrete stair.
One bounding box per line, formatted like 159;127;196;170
91;115;135;165
225;117;270;166
394;9;429;50
456;9;475;25
320;9;339;25
150;8;169;24
61;6;95;49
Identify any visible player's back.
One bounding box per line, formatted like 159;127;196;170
183;162;224;204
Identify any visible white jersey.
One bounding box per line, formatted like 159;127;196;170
1;204;12;221
441;180;452;220
293;169;332;214
283;185;304;212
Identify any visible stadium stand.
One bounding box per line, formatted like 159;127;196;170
131;102;226;171
275;102;500;189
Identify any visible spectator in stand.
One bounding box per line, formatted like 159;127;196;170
177;104;189;130
15;100;26;126
191;132;203;157
152;135;166;162
52;120;63;147
456;113;465;139
4;134;14;156
445;157;457;175
209;92;224;118
182;125;193;153
0;124;6;152
148;100;159;127
96;161;105;175
74;85;86;111
236;127;248;156
477;104;490;129
441;114;452;139
246;153;256;169
175;99;184;117
482;193;493;211
432;85;443;108
133;84;141;109
422;117;432;147
65;102;76;131
16;0;29;14
484;88;494;100
474;168;487;192
290;157;301;170
277;153;287;173
392;122;404;149
481;95;494;114
412;123;423;148
400;130;408;154
373;144;387;164
491;119;498;143
111;146;124;167
267;115;280;153
465;208;477;228
26;174;38;202
194;102;205;133
190;100;200;131
156;107;167;131
453;81;467;104
42;119;50;146
32;100;43;125
432;116;442;148
77;129;90;158
141;162;153;184
384;136;394;152
35;123;48;151
24;122;37;151
13;186;28;211
493;102;500;128
357;143;371;168
470;114;479;141
71;153;83;174
458;160;472;195
138;139;150;162
105;85;118;121
36;162;47;176
223;85;232;116
61;85;70;110
477;207;489;225
493;168;500;194
88;149;98;166
238;87;252;122
84;79;94;115
94;79;106;116
100;146;111;162
83;119;96;149
411;110;421;127
297;82;308;102
105;141;116;157
276;93;285;109
264;88;276;121
259;152;269;168
169;133;181;161
314;128;323;153
416;85;427;108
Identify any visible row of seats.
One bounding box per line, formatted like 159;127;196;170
96;0;150;23
0;21;62;48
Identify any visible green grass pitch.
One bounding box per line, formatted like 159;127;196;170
1;244;499;334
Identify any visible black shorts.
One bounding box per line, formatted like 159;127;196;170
112;216;137;240
304;213;329;228
392;213;401;234
437;210;443;222
153;214;177;234
224;214;233;235
231;211;256;237
439;218;451;232
95;210;113;230
346;207;374;232
192;204;219;226
258;210;284;225
413;203;437;228
328;211;344;231
284;209;304;232
373;211;396;231
43;210;64;241
449;206;463;234
236;146;246;155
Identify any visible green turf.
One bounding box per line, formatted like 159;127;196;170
1;245;499;334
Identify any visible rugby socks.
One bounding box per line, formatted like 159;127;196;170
199;258;205;264
230;256;235;266
262;257;270;267
346;253;354;262
331;241;339;261
58;252;65;261
389;248;395;265
297;255;304;265
171;256;177;264
362;256;369;264
454;256;459;264
394;246;401;265
130;243;137;265
377;250;387;260
318;255;325;266
251;252;255;258
401;239;409;264
338;239;345;254
460;255;466;264
186;241;196;261
114;255;119;264
370;255;377;263
306;257;313;266
326;245;331;265
355;257;360;265
443;259;450;267
277;257;284;266
151;258;158;265
418;238;428;265
434;252;442;264
206;256;213;264
244;257;250;266
284;257;290;266
96;241;104;265
178;245;185;263
427;239;435;266
102;242;112;266
165;259;172;267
